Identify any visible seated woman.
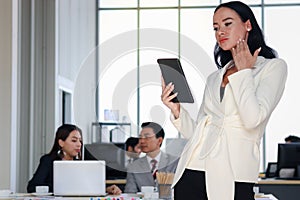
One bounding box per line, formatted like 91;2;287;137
27;124;121;195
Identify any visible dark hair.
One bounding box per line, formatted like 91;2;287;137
48;124;83;160
285;135;300;143
213;1;277;69
125;137;140;150
141;122;165;139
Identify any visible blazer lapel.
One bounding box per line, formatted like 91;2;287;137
137;157;151;172
139;157;155;185
158;152;168;170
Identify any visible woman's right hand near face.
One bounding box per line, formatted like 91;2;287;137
161;76;181;119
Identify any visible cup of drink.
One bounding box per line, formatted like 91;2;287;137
158;184;172;200
35;186;49;194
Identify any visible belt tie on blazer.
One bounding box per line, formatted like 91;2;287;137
198;115;244;159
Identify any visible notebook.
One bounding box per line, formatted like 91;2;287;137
53;160;106;196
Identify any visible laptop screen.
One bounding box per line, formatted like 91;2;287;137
53;160;106;196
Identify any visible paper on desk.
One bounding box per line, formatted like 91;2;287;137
255;194;278;200
101;194;141;200
23;197;55;200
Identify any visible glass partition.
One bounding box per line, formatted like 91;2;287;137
97;1;300;170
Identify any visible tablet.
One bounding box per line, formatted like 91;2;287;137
157;58;194;103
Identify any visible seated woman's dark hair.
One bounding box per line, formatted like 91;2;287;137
48;124;83;160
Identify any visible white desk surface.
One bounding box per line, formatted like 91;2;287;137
0;193;277;200
0;193;141;200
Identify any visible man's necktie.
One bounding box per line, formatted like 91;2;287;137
150;159;157;179
126;158;132;167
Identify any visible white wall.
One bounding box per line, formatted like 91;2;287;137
0;0;96;192
0;0;12;190
56;0;96;145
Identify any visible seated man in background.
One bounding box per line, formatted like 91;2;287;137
124;122;178;193
125;137;141;167
285;135;300;143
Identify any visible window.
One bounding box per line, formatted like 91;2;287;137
62;91;72;124
264;5;300;166
97;0;300;171
59;89;73;125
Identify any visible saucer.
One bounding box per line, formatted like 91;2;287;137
0;195;11;198
31;192;53;196
0;190;12;197
0;195;12;199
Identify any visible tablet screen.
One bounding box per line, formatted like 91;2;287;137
157;58;194;103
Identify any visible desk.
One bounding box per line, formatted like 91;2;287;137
0;193;141;200
257;179;300;200
1;193;277;200
106;179;127;185
106;179;127;191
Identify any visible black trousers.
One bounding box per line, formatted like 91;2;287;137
174;169;255;200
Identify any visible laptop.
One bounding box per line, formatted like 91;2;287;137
53;160;106;196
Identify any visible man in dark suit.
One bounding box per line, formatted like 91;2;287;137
285;135;300;143
124;122;178;193
125;137;141;167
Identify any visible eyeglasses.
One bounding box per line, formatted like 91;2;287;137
138;134;156;140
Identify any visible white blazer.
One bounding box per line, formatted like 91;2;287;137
171;56;287;199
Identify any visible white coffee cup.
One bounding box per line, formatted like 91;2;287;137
141;186;154;194
35;186;49;193
0;189;11;197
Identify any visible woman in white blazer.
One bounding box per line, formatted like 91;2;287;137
161;1;287;200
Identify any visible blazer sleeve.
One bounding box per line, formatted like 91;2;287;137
228;58;287;129
170;87;206;139
124;164;139;193
27;155;53;193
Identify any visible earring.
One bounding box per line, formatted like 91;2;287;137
57;148;64;158
247;28;251;31
75;152;81;160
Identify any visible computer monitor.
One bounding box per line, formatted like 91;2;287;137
277;143;300;179
84;143;127;179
